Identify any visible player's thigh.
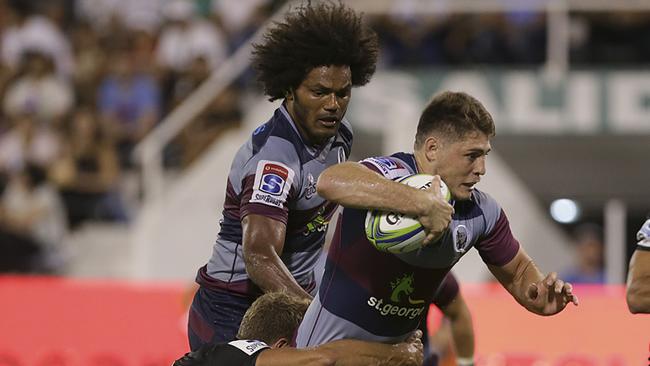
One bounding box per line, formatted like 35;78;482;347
189;287;252;344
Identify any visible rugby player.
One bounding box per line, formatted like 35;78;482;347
187;2;379;350
175;292;423;366
626;216;650;313
296;91;579;347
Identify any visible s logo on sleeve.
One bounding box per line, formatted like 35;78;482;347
251;160;295;208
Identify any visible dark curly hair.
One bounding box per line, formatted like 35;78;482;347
252;1;379;101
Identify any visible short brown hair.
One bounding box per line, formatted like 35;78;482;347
237;292;310;344
415;91;495;148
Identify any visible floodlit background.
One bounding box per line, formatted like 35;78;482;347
0;0;648;365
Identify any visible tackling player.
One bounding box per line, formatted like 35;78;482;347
175;292;423;366
296;91;579;346
187;2;379;350
626;216;650;313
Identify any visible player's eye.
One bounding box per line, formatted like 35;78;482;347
336;88;351;99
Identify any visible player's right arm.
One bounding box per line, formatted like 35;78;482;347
626;218;650;314
243;215;311;299
317;161;453;243
239;157;311;300
256;332;424;366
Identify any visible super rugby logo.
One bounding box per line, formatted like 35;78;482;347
260;163;288;195
251;160;295;209
367;273;425;320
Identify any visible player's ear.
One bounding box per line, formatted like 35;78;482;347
286;89;294;101
271;338;289;349
424;135;439;161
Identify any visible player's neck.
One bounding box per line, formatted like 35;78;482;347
414;150;436;175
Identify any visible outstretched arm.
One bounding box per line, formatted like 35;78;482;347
256;332;423;366
487;247;579;316
242;215;311;299
626;219;650;313
317;162;453;243
626;249;650;313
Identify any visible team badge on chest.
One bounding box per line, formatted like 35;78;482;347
453;224;471;253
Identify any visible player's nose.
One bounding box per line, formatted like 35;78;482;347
323;93;339;112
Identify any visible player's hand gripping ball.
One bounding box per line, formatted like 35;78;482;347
365;174;451;253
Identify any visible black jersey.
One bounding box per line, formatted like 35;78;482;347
174;340;269;366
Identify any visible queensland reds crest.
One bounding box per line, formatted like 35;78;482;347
305;173;317;199
453;225;470;253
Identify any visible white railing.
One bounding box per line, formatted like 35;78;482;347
133;0;650;203
132;1;294;202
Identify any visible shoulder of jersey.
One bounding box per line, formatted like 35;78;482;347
228;340;270;356
637;218;650;247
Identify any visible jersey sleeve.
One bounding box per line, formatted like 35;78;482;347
472;191;520;266
239;141;301;225
637;217;650;251
431;273;460;309
359;156;413;180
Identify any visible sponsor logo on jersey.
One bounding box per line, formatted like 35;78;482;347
228;339;269;356
305;173;317;199
302;206;329;236
259;163;288;195
253;124;266;135
453;224;471;253
367;273;425;320
251;160;295;209
362;157;411;180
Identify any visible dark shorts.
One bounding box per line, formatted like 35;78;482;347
187;286;254;351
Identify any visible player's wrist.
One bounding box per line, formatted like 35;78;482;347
457;356;475;366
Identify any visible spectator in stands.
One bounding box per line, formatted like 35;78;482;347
0;0;74;77
0;169;41;273
51;106;128;229
562;223;605;284
75;0;165;34
1;162;68;273
156;0;227;73
0;113;62;174
3;50;73;127
70;20;106;106
210;0;271;51
98;45;160;168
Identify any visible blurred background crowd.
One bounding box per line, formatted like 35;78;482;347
0;0;647;279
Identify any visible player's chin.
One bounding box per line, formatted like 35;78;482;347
314;124;339;139
452;187;472;201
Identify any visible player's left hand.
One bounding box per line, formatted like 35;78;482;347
526;272;579;315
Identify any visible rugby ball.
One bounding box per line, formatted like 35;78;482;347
365;174;451;254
